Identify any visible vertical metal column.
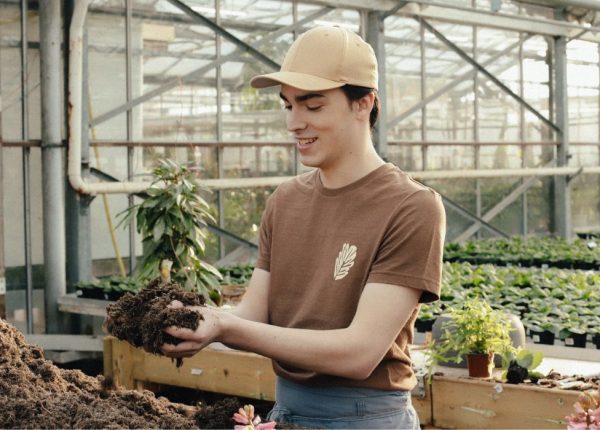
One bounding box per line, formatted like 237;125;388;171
553;35;571;238
126;0;136;273
0;33;5;320
420;19;427;170
21;0;34;334
473;17;482;237
366;11;387;160
519;31;528;236
66;4;93;289
40;0;67;334
215;0;225;260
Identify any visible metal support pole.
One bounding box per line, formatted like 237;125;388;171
66;8;93;288
519;31;528;236
0;30;5;320
473;16;482;238
40;0;67;334
21;0;34;334
366;11;387;159
125;0;136;273
215;0;225;260
553;35;571;238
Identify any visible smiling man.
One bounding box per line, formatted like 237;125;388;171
161;26;446;429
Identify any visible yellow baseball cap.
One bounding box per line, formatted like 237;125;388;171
250;26;378;91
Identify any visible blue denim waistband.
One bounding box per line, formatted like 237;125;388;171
274;376;412;419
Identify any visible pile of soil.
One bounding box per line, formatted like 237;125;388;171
0;318;197;428
104;278;205;366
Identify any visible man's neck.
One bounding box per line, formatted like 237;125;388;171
318;148;386;189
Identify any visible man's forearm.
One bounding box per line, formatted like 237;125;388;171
219;313;373;380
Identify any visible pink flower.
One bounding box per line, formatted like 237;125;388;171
232;404;276;430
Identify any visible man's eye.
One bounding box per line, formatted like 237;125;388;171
283;105;292;110
307;106;322;111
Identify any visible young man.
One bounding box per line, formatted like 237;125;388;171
161;26;446;429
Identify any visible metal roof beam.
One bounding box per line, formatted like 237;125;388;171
90;6;335;127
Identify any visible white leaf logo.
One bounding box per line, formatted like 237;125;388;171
334;243;357;281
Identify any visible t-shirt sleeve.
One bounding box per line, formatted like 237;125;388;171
366;188;446;303
255;193;275;272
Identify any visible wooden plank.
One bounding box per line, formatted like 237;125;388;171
132;345;277;401
432;375;580;429
57;293;109;317
108;337;136;390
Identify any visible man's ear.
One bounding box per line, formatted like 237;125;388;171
354;93;375;122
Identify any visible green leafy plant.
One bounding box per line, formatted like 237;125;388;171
426;298;514;378
500;348;544;384
119;159;222;302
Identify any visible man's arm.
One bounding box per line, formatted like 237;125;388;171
161;282;421;380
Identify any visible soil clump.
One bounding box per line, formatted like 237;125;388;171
104;278;204;366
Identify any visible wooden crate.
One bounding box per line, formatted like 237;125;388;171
104;336;276;400
432;375;581;429
103;336;432;424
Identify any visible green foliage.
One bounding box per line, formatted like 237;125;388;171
75;276;142;294
437;262;599;338
119;159;222;301
444;236;600;269
218;264;254;286
426;299;514;379
500;348;543;371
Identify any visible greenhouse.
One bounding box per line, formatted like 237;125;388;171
0;0;599;428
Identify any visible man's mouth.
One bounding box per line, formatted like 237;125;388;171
297;137;317;146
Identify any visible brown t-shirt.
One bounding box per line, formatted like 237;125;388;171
256;163;446;391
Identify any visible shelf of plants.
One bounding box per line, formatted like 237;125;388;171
417;261;599;349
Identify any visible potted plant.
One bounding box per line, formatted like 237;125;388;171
427;298;514;378
524;316;558;345
559;320;588;348
119;159;222;303
500;348;544;384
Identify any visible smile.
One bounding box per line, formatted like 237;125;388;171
297;137;317;146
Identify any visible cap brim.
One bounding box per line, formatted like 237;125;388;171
250;71;345;91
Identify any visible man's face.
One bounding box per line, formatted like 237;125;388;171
280;85;357;170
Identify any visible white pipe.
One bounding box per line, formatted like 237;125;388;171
197;166;599;189
68;0;149;195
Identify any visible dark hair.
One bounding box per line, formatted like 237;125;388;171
341;85;380;129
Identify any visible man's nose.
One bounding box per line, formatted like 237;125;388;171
286;109;307;132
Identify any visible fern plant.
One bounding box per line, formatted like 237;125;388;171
119;159;222;302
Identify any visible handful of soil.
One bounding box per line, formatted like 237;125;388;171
104;278;205;362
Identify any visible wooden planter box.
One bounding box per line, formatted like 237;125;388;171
103;336;432;424
432;375;581;429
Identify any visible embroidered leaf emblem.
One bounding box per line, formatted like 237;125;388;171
334;243;357;281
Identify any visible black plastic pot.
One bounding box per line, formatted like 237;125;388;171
592;334;600;349
564;332;587;348
530;330;555;345
415;318;435;333
106;290;126;301
78;287;107;300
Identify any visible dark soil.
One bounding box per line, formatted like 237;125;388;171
104;278;205;367
0;317;201;428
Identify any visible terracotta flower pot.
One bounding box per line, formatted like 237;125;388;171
466;352;494;378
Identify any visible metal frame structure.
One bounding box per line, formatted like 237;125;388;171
1;0;600;334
